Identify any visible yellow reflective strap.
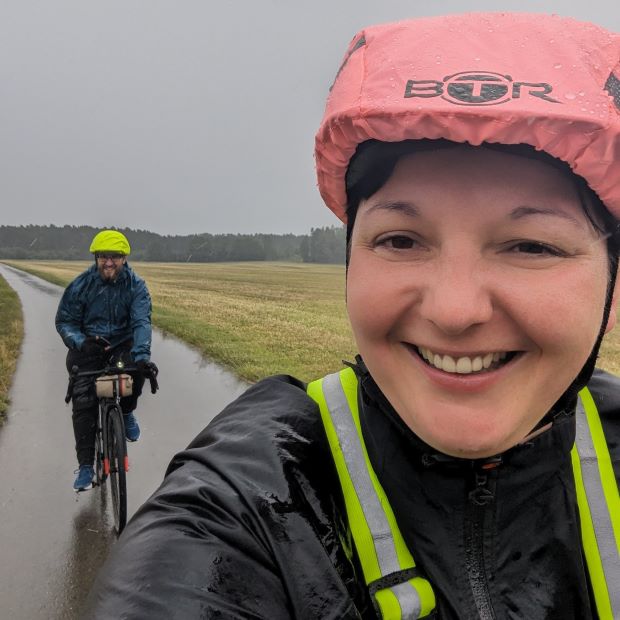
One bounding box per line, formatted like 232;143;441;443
579;388;620;555
375;588;402;619
373;579;436;619
309;370;436;618
571;388;620;620
307;377;383;584
571;446;614;620
339;369;436;616
411;577;436;618
339;369;418;571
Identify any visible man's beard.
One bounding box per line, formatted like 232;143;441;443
98;264;123;282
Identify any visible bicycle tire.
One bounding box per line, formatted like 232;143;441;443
94;425;105;487
94;407;106;487
106;406;128;535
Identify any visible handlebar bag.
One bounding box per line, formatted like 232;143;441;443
95;374;133;398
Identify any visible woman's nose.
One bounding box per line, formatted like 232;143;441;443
418;258;493;336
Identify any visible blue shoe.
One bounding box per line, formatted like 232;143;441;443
124;411;140;442
73;465;94;492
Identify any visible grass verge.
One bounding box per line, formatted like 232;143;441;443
3;260;357;383
0;272;24;420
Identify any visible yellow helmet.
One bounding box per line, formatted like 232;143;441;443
89;230;131;255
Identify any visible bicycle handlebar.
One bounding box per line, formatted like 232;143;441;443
65;364;159;403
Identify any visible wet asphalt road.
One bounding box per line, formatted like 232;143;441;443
0;264;249;619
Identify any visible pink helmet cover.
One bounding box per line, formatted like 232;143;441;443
315;13;620;222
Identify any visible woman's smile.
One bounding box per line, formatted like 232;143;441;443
411;345;515;374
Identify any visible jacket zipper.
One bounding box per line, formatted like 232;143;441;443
464;459;500;620
106;285;112;335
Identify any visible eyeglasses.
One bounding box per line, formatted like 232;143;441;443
96;253;125;262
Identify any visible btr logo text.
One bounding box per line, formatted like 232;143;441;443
404;71;560;105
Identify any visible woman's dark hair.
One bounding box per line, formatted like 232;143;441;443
344;139;620;275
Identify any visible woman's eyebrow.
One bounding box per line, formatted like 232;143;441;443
509;205;581;226
364;200;420;217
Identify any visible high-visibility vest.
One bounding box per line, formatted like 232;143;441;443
307;367;620;620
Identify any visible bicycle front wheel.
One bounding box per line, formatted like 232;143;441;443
106;406;128;535
95;409;106;487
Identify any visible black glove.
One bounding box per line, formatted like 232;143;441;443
136;360;159;377
81;336;110;356
137;360;159;394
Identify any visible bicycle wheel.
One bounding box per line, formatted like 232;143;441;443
106;406;128;535
94;408;106;487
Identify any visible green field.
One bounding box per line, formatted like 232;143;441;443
3;259;620;389
0;273;24;418
4;260;357;383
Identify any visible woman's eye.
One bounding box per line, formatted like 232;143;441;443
377;235;416;250
509;241;565;256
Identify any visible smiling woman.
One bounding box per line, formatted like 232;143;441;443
86;12;620;620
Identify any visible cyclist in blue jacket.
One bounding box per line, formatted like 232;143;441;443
56;230;158;491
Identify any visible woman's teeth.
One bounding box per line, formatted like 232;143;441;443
417;347;509;374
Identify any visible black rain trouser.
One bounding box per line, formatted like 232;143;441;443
66;342;145;467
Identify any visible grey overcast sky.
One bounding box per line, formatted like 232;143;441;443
1;1;619;236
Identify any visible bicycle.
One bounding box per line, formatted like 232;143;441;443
65;362;158;535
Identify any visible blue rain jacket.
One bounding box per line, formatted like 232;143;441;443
55;263;152;362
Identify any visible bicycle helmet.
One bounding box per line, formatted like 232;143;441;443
315;12;620;221
89;230;131;256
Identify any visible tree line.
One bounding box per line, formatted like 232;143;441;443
0;224;346;264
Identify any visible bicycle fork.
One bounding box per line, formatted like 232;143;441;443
102;409;130;475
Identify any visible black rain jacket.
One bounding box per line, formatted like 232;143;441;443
85;363;620;619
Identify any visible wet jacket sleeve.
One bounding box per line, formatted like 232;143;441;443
55;278;86;351
84;376;367;619
129;278;152;362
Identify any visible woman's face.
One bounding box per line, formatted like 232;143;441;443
347;146;616;458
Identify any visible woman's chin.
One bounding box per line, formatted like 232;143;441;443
419;425;521;459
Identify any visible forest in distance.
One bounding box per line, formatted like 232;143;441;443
0;224;346;264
